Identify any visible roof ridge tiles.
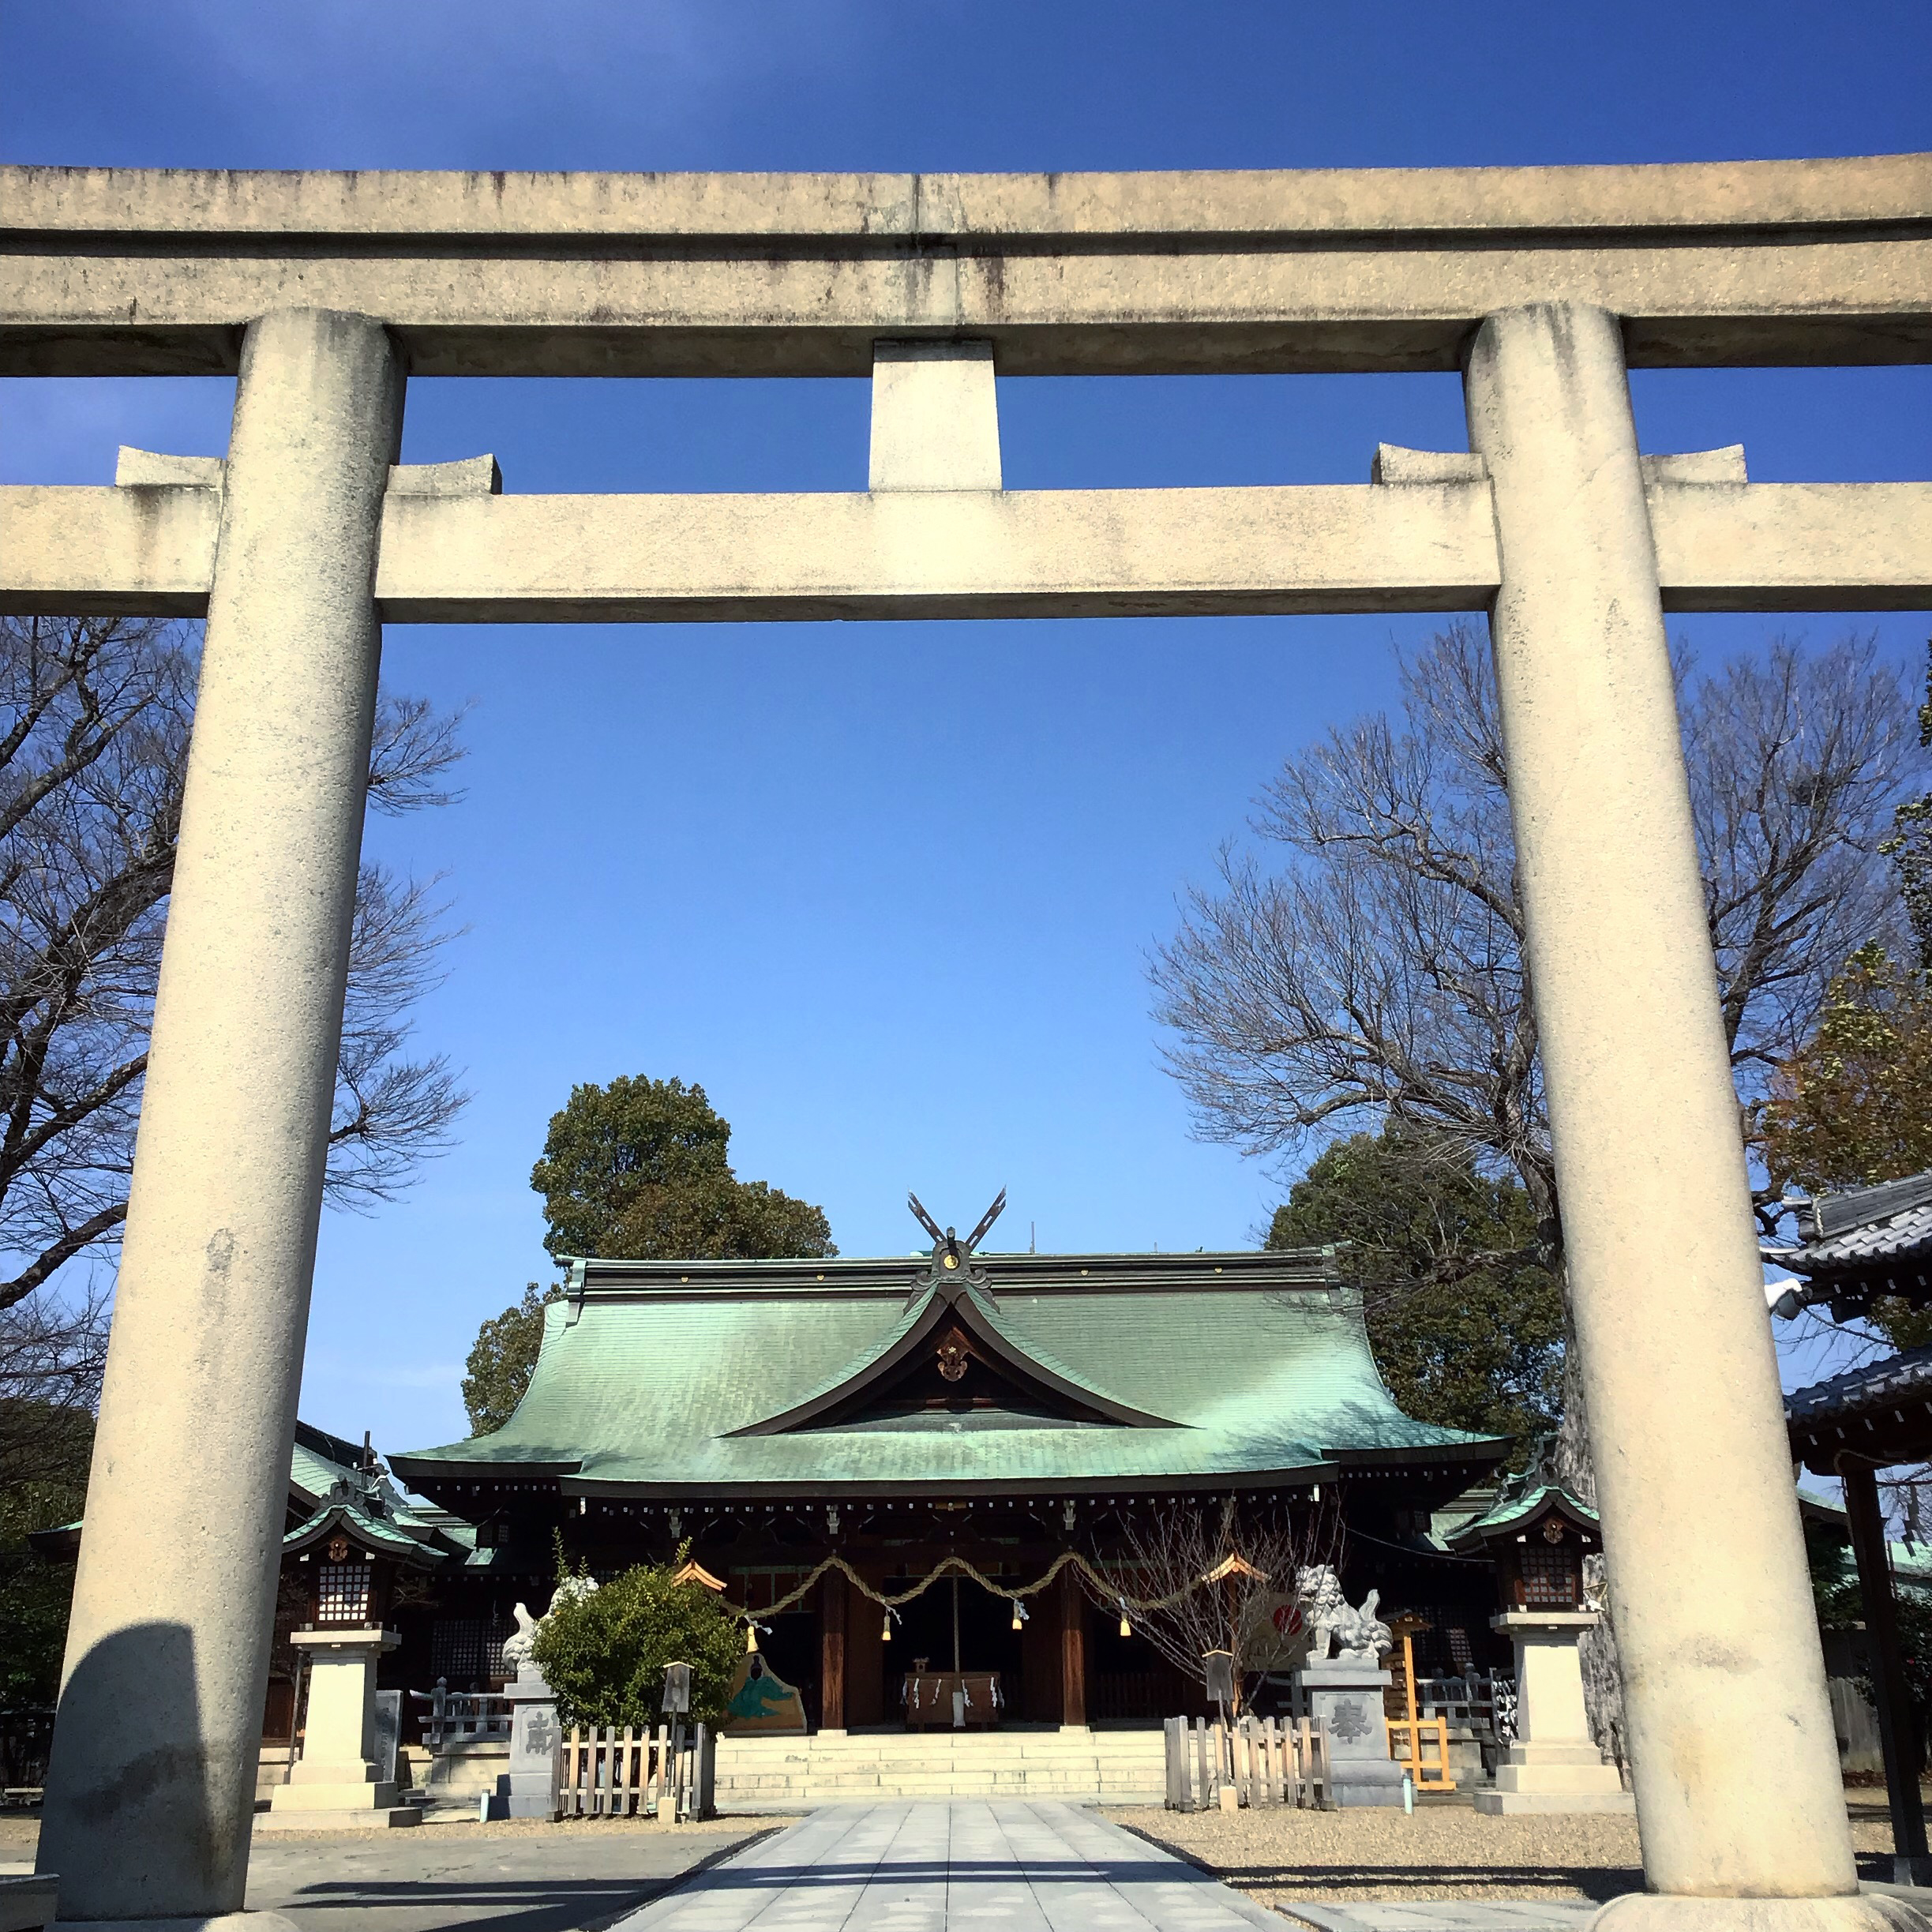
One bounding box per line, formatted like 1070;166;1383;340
1815;1169;1932;1238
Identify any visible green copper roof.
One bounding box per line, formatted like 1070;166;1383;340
284;1494;448;1566
392;1248;1505;1498
291;1421;366;1506
1445;1479;1598;1549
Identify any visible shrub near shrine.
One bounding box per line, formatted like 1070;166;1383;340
531;1550;741;1731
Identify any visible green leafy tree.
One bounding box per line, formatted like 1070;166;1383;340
1761;946;1932;1352
531;1545;743;1729
1267;1124;1564;1457
0;1398;92;1705
461;1281;563;1435
1758;644;1932;1352
530;1076;835;1265
1763;943;1932;1199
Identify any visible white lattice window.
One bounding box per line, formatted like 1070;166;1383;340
317;1560;372;1623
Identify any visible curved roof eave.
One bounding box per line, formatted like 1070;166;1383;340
283;1499;447;1566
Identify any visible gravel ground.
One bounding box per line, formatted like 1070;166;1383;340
1105;1800;1908;1907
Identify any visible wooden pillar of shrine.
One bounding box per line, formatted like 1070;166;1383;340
1842;1462;1930;1883
820;1570;847;1733
1059;1568;1087;1729
846;1567;885;1728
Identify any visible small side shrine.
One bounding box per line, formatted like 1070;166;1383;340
1447;1472;1631;1815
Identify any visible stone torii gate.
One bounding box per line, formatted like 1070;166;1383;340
3;157;1930;1932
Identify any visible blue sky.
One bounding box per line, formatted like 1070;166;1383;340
3;1;1929;1453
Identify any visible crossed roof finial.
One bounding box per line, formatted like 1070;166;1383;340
907;1187;1007;1266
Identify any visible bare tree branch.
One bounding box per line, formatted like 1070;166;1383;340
0;613;472;1308
1152;623;1919;1249
1150;621;1922;1744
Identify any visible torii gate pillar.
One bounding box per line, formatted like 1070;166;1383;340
36;308;400;1927
1469;302;1866;1929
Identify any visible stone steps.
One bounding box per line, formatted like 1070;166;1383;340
711;1728;1165;1807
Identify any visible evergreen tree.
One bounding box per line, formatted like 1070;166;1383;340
461;1281;562;1435
530;1075;834;1265
462;1078;834;1434
0;1398;92;1705
1268;1123;1564;1458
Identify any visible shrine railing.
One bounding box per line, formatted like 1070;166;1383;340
411;1679;512;1750
1416;1671;1516;1742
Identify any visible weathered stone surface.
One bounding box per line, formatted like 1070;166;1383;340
1468;301;1854;1898
2;157;1926;376
35;309;403;1921
5;476;1925;621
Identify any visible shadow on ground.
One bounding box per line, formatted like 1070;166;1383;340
244;1825;774;1932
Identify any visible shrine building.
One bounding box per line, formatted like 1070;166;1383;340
385;1232;1511;1728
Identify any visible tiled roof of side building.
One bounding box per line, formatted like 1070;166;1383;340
1785;1345;1932;1476
389;1247;1506;1497
290;1419;367;1505
1785;1344;1932;1426
1775;1171;1932;1275
40;1416;463;1559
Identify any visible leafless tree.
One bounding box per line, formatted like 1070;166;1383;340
1150;622;1922;1732
1086;1495;1343;1712
0;1285;108;1489
0;613;471;1317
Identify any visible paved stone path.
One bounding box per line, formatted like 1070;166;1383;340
610;1801;1285;1932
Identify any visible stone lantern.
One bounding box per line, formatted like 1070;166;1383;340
261;1481;434;1829
1448;1476;1632;1814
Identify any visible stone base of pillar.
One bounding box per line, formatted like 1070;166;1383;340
501;1667;561;1821
1475;1739;1634;1815
261;1759;419;1829
1591;1895;1932;1932
258;1627;421;1829
1477;1611;1631;1816
51;1917;307;1932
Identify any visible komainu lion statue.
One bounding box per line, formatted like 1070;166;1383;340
1292;1564;1349;1662
498;1601;540;1676
1293;1566;1393;1664
1333;1586;1393;1664
499;1571;600;1679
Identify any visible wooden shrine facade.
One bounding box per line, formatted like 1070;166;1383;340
389;1236;1513;1729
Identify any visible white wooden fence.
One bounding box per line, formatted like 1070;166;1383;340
560;1723;715;1821
1165;1713;1331;1810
